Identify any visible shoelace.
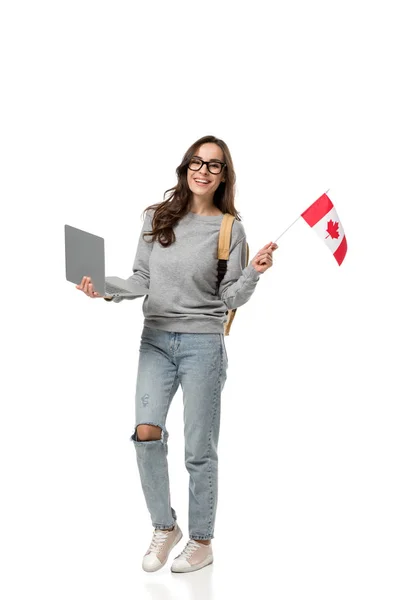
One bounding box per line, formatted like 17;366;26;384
148;529;170;553
178;539;201;560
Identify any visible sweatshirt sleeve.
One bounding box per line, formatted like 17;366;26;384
107;210;154;303
218;235;262;310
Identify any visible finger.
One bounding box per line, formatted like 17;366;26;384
257;242;274;256
88;279;96;297
257;246;270;257
262;242;273;250
263;252;273;264
83;277;91;295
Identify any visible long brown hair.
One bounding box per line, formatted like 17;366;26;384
141;135;241;247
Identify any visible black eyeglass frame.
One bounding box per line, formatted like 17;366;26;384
187;158;226;175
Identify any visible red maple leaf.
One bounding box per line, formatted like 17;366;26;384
325;219;340;239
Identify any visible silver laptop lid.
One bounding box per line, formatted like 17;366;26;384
65;225;107;296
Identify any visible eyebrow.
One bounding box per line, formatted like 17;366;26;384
192;155;224;163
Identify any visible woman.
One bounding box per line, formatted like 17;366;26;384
76;135;278;573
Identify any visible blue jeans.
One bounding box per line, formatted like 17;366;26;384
131;325;228;540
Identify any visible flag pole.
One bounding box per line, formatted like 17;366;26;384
273;189;330;244
273;216;301;243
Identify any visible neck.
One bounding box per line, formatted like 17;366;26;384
189;196;218;215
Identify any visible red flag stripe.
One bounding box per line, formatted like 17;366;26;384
333;235;347;266
301;193;333;227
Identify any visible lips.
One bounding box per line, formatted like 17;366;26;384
194;178;211;186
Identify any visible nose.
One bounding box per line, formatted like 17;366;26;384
199;164;210;175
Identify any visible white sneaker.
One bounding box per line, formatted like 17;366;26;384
142;523;183;572
171;539;213;573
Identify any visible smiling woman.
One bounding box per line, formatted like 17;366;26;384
187;153;226;213
142;135;239;242
75;134;278;574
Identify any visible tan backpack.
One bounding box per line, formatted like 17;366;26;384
217;214;250;336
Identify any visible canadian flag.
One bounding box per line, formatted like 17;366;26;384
301;193;347;265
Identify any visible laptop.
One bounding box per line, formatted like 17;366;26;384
64;224;150;298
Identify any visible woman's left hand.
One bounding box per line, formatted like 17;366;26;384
251;241;278;274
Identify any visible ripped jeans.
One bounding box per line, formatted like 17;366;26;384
131;325;228;540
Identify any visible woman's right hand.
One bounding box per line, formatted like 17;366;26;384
76;276;107;299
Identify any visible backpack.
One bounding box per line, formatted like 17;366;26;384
217;214;250;336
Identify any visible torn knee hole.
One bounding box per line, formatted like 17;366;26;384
133;423;163;442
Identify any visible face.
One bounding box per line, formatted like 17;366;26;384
186;143;226;200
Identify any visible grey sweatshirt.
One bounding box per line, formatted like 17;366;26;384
110;209;262;333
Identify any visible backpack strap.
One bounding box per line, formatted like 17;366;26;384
223;239;249;335
216;214;235;293
217;214;239;336
218;214;235;259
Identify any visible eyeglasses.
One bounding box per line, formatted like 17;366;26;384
188;158;226;175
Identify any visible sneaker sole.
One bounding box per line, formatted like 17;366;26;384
142;528;183;573
171;554;213;573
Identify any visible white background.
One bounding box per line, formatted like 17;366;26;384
1;1;399;599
